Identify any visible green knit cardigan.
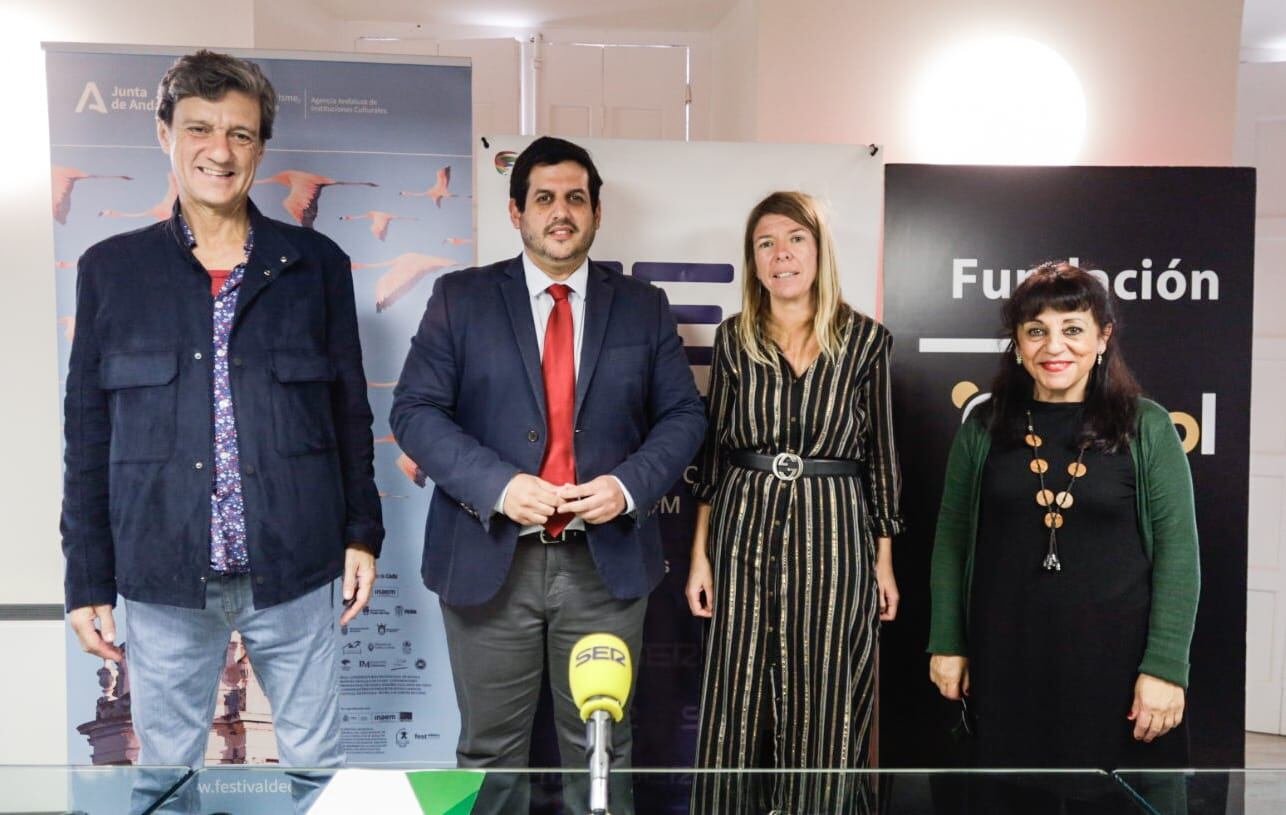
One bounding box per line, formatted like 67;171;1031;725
927;398;1201;687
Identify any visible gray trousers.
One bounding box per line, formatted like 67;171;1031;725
440;538;646;814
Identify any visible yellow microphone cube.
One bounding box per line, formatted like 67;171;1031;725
569;633;633;722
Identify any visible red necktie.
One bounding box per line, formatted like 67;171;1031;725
540;283;576;535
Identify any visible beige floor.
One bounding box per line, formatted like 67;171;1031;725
1246;731;1286;768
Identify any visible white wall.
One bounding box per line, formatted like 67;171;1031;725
709;0;758;141
0;0;253;765
750;0;1243;164
254;0;352;52
1236;58;1286;734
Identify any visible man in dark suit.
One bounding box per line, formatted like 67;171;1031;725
391;137;705;810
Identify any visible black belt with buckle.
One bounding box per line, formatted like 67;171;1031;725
728;450;861;482
519;528;589;545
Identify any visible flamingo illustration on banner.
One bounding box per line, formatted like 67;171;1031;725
400;166;458;207
338;211;418;241
352;253;458;312
396;452;426;487
99;173;179;221
256;170;377;227
378;435;426;491
51;166;132;224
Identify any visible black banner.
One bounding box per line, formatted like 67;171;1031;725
880;165;1254;773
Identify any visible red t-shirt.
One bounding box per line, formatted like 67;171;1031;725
208;269;231;297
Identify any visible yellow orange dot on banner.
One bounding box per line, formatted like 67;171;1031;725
951;381;980;409
1036;489;1054;506
1025;433;1042;447
1067;462;1087;478
1044;512;1064;529
1030;458;1049;474
1055;491;1074;509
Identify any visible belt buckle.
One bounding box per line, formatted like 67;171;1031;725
539;529;564;545
771;452;803;482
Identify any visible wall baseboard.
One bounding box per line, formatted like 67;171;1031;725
0;604;62;621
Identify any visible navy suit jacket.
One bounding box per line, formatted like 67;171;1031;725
390;256;706;606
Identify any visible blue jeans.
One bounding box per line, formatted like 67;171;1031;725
125;574;343;812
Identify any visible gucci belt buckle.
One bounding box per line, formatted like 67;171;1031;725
771;452;803;482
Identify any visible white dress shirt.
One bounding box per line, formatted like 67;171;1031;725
494;253;636;533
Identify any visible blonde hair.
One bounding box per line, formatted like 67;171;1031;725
735;191;851;366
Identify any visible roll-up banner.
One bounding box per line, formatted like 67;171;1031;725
475;136;884;812
46;44;473;787
880;166;1254;786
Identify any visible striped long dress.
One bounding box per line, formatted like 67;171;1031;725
691;310;903;815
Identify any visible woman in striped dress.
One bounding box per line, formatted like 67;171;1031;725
686;191;903;814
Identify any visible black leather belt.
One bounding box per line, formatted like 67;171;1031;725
519;528;589;545
729;450;860;482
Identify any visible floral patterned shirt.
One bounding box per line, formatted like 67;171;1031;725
180;216;253;574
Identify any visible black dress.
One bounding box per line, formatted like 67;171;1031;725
968;401;1187;810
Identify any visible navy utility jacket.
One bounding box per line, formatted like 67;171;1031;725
61;202;383;611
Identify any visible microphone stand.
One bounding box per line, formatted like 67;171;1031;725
587;708;614;814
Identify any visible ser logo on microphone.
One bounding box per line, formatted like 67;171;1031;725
574;645;628;668
569;633;634;723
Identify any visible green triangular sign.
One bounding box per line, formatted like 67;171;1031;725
405;770;485;815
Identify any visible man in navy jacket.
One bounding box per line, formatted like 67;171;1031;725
60;51;382;781
391;137;705;812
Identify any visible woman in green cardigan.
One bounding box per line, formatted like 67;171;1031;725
927;262;1199;808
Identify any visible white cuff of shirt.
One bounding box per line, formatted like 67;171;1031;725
611;475;637;515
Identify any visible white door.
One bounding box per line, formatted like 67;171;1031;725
538;42;689;140
603;45;688;140
1237;60;1286;734
438;38;522;138
537;43;604;138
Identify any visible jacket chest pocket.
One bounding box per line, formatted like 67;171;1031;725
100;351;178;463
270;350;337;456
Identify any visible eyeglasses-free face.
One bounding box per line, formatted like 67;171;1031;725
1015;307;1111;403
158;90;265;218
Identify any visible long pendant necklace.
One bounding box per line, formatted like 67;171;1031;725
1024;410;1088;572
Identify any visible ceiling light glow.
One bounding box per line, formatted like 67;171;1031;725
910;36;1087;165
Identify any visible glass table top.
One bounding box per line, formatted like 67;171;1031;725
0;765;188;815
155;766;1149;814
10;765;1280;814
